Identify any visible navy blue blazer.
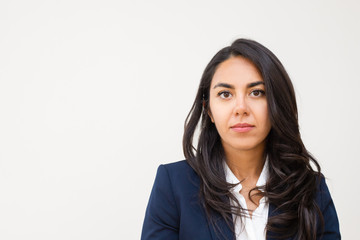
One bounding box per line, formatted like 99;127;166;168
141;160;340;240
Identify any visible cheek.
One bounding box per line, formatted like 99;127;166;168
261;109;271;131
209;109;226;133
253;102;270;126
209;104;230;124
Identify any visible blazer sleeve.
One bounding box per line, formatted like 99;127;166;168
141;165;180;240
317;177;341;239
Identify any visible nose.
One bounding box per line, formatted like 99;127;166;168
233;95;248;116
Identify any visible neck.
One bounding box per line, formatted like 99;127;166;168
223;142;266;182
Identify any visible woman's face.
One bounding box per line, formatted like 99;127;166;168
208;56;271;154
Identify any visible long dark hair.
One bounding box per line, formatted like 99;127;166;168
183;39;323;239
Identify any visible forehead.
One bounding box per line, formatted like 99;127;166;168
211;56;263;87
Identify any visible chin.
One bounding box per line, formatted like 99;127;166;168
225;139;266;152
227;143;259;151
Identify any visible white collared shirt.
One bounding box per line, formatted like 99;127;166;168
224;159;269;240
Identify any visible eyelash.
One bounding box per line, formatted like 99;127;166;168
217;91;232;99
250;89;266;97
217;89;265;99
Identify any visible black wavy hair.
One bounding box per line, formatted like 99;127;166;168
183;39;323;239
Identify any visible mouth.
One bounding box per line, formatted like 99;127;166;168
230;123;254;133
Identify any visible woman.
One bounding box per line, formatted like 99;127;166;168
141;39;340;240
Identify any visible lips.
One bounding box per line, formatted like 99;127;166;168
231;123;254;128
230;123;254;133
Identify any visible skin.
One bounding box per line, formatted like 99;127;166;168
208;56;271;215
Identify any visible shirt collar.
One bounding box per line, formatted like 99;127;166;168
224;156;269;192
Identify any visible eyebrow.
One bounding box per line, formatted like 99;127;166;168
213;81;264;89
247;81;265;88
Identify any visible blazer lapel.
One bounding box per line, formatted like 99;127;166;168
207;213;234;240
267;203;276;240
268;203;278;218
267;204;293;240
206;203;292;240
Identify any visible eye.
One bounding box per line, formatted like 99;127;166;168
218;91;233;99
250;89;265;97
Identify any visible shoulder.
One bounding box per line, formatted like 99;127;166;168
314;174;333;210
156;160;200;190
314;174;341;238
152;160;201;209
142;161;215;239
160;160;196;175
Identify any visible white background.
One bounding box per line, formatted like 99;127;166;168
0;0;359;239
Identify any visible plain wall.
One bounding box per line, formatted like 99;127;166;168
0;0;359;239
